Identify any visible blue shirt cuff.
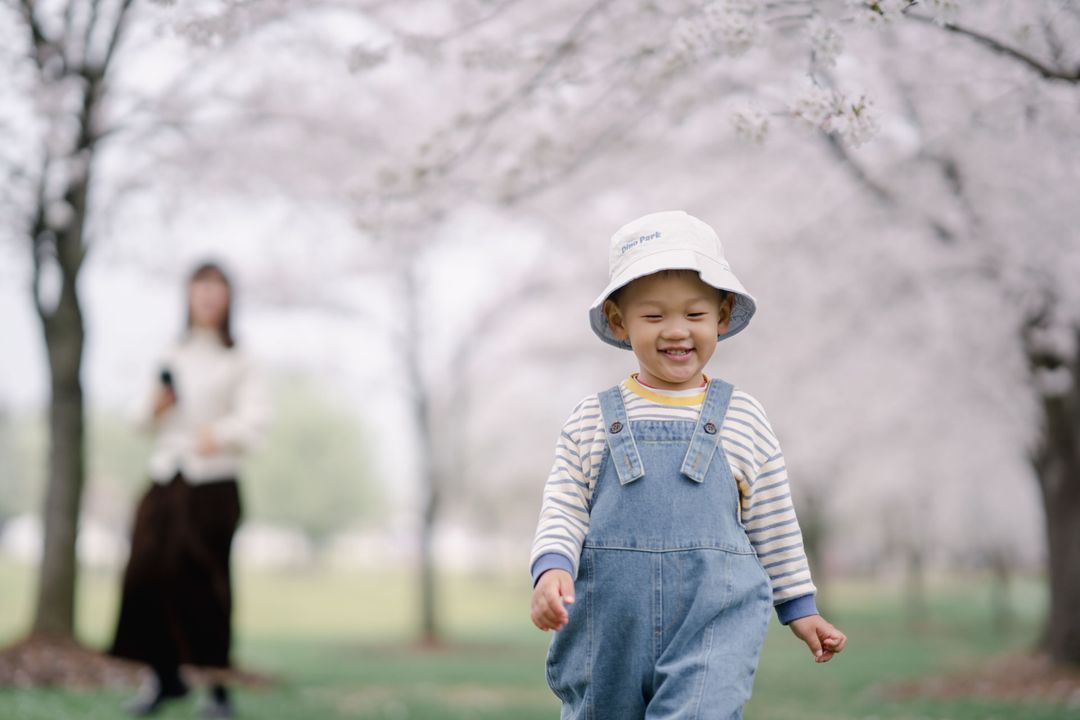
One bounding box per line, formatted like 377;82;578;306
530;552;575;586
775;593;818;625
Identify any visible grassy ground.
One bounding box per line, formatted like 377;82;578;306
0;559;1073;719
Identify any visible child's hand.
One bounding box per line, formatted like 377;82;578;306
788;614;847;663
531;569;575;631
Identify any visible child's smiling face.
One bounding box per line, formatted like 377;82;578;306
603;270;734;390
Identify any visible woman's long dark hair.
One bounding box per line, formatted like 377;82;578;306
186;261;236;348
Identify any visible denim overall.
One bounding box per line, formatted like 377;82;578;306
546;380;772;720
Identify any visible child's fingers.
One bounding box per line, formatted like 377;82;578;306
823;632;847;653
530;600;551;630
801;629;824;659
546;582;571;610
547;593;569;624
533;606;558;631
531;591;562;631
538;590;567;627
817;629;846;661
529;573;575;633
557;577;576;605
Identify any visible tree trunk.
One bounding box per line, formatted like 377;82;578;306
31;235;87;639
1038;447;1080;666
403;265;440;646
988;548;1014;635
29;72;97;638
1034;383;1080;664
418;467;440;646
19;0;130;643
903;543;928;633
797;486;829;615
1027;323;1080;666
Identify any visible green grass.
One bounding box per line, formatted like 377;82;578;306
0;560;1074;719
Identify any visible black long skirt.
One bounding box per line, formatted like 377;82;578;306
110;474;241;670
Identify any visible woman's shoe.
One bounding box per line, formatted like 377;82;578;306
200;685;234;719
125;677;189;717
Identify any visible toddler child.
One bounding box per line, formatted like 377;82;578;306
530;210;846;719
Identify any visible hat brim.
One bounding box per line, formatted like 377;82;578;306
588;248;757;350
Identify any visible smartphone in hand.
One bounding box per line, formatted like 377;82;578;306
160;368;177;400
153;367;178;419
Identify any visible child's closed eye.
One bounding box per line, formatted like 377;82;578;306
642;314;663;321
686;312;707;319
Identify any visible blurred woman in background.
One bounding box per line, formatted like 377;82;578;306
110;262;269;719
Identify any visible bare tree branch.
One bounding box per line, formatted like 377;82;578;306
17;0;58;72
97;0;134;76
426;0;615;180
83;0;104;69
499;117;637;205
62;0;81;71
1041;16;1067;69
414;0;525;45
820;132;893;205
820;131;956;244
889;73;987;245
29;162;50;320
906;12;1080;83
446;275;555;383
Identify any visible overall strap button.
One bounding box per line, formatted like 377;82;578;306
609;420;623;434
703;421;718;435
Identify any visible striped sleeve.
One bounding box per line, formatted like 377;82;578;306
730;390;818;621
529;395;604;584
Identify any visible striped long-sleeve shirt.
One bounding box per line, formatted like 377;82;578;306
529;375;818;625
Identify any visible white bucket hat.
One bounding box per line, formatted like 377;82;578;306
589;210;757;349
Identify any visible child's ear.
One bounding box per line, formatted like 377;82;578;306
717;293;735;334
603;299;629;342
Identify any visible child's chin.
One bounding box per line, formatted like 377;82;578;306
653;366;702;385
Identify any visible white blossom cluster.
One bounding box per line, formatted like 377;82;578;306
177;16;231;47
731;105;769;144
848;0;960;25
847;0;906;26
671;0;762;63
460;44;538;74
925;0;960;25
708;0;760;55
347;43;390;73
791;84;879;146
808;17;844;68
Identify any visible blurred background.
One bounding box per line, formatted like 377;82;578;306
1;0;1079;718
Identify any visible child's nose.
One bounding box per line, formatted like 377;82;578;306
660;323;691;340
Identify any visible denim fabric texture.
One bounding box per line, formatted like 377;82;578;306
546;379;772;720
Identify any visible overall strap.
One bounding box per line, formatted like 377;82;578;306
598;385;645;486
680;379;735;483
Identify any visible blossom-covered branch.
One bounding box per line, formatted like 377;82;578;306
905;12;1080;83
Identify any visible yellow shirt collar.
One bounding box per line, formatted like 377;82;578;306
624;374;708;407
